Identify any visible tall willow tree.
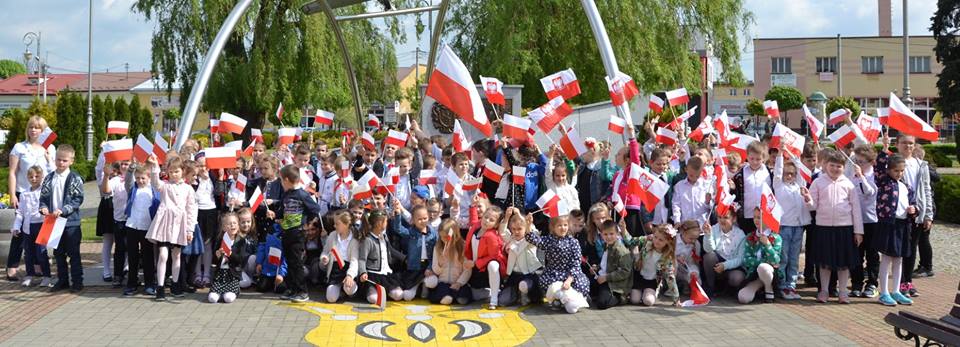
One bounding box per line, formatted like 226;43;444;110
444;0;752;108
133;0;404;136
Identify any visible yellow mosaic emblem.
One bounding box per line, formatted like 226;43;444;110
285;300;537;346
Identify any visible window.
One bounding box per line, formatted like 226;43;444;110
861;56;884;74
743;89;751;96
729;88;737;96
909;56;931;73
816;57;837;73
771;57;792;74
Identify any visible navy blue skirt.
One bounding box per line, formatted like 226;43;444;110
811;225;858;270
95;197;114;236
873;219;912;258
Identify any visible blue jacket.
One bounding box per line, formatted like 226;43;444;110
256;230;288;277
497;151;547;211
124;185;160;220
389;215;437;271
39;170;84;227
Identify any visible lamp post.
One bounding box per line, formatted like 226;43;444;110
809;91;827;134
85;0;94;161
22;32;44;103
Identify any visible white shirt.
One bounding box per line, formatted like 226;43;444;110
598;250;608;277
742;165;769;218
671;178;712;226
904;158;920;190
125;186;154;231
335;233;353;256
704;224;745;270
396;174;413;210
109;176;128;222
896;181;909;219
50;169;70;212
372;233;393;275
195;177;217;210
11;142;55;193
853;169;878;224
12;188;42;233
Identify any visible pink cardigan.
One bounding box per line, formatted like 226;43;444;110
612;139;642;210
805;174;864;235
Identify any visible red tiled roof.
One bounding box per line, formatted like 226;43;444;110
0;72;155;95
0;74;86;95
66;71;154;92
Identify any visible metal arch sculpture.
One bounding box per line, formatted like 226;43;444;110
174;0;632;150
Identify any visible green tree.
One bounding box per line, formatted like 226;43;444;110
445;0;752;109
26;97;56;129
745;98;765;117
764;86;804;111
128;96;152;140
54;92;84;156
101;95;116;131
0;59;27;79
113;97;129;123
92;95;107;154
133;0;405;141
2;108;27;153
826;96;861;120
931;0;960;150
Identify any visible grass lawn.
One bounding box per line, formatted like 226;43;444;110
81;217;101;242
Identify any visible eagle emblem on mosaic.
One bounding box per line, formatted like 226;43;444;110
286;301;536;345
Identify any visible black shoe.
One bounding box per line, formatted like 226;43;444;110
103;276;113;282
50;282;70;292
154;286;167;301
70;284;84;293
144;286;157;296
279;290;294;300
182;284;197;293
171;281;184;298
123;287;138;296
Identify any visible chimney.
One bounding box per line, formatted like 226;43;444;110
879;0;892;36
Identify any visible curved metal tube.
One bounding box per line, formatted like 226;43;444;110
423;0;450;82
174;0;254;150
580;0;632;142
316;1;366;128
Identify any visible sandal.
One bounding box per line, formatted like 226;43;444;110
838;294;851;304
763;292;775;303
816;292;829;303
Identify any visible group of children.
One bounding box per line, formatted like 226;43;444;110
9;116;936;312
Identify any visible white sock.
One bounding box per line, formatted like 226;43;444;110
208;292;220;303
101;234;114;277
326;285;341;303
223;292;237;303
879;255;892;295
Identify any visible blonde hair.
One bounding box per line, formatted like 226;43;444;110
25;116;48;142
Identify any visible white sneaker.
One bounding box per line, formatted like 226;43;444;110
40;277;53;288
21;277;34;287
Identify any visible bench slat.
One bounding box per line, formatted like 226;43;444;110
886;312;960;346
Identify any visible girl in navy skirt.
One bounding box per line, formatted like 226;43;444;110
872;151;917;306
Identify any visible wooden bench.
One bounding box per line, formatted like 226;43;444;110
884;281;960;347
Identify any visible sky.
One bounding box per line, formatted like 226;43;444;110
0;0;940;81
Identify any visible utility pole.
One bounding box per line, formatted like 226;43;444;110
837;34;842;97
415;46;421;100
124;62;129;80
902;0;912;106
85;0;94;161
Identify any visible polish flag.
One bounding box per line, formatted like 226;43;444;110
361;131;376;151
559;126;588;160
715;190;736;218
330;247;345;269
606;71;639;106
425;45;492;136
611;195;627;218
275;103;284;122
103;139;133;164
209;119;220;134
724;132;758;161
667;106;698;130
502;114;532;139
665;87;689;106
153;132;169;164
384;130;408;148
452;120;470;152
39;127;57;148
624;163;645;198
760;184;783;233
34;215;67;249
248;186;264;213
373;281;387;309
235;174;247;192
443;171;462;198
277;127;298;145
648;94;665;113
856;113;882;143
352;171;379;200
512;166;526;185
203;147;238;170
250;128;263;143
803;104;825;143
888;92;938;141
528;96;573;133
133;134;153;163
540;68;581;100
535;190;562;217
479;76;505;106
681;272;711;307
107;121;129;136
713;110;732;146
462;177;482;191
877;107;890;125
219;112;247;134
608;116;626;135
419;169;437;185
315;110;334;127
790;155;813;184
655;127;678;145
712;148;729;167
828;125;858;149
770;123;805;158
224;140;243;155
242;141;256;157
267;247;282;266
221;233;234;257
367;114;381;129
482;159;504;182
828;108;851;125
688;115;714;142
762;100;780;119
637;168;669;213
295;127;303;142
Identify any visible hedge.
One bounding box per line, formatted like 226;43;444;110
934;175;960;224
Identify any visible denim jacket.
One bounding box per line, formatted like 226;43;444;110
389;216;437;271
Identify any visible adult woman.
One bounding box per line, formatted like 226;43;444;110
7;116;56;281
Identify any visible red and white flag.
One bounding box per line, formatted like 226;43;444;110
373;281;387;309
384;130;408;148
762;100;780;119
426;45;492;136
107;121;129;135
452;120;470;152
221;233;234;258
636;168;669;213
315;110;334;127
512;166;526;185
39;127;57;148
502;114;532;139
828;125;858;149
462;177;482;191
294;127;304;142
209;119;220;134
648;94;665;113
482;159;504;182
479;76;505;106
828;108;851;125
235;174;247;192
278;127;297;145
419;169;437;185
667;106;698;130
250;128;263;143
540;68;580;100
153;132;169;164
242;141;256;157
528;96;572;133
559;126;588;160
681;272;711;307
248;186;264;213
688;115;714;142
715;190;736;218
803;104;825;143
103;139;133;164
790;155;813;184
713;110;732;146
219;112;247;134
888;92;938;141
655;127;678;145
877;107;890;125
352;171;380;200
361;131;376;151
443;171;462;198
133;134;153;163
35;215;67;249
330;247;345;269
856;113;882;143
723;132;758;161
665;87;689;106
606;71;639;106
275;102;284;122
267;247;282;266
366;114;381;129
770;123;805;158
535;190;562;217
611;194;627;218
204;147;238;170
608;115;627;135
760;184;782;233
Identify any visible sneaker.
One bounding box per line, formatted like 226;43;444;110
908;287;919;297
913;267;934;278
279;291;294;300
21;277;35;287
144;286;157;296
899;283;910;296
50;282;70;292
39;277;53;288
878;293;897;306
154;286;167;301
862;285;878;298
70;284;84;293
891;292;913;305
850;290;862;298
103;275;113;283
782;288;802;300
763;292;775;303
290;293;310;303
123;287;138;296
112;278;124;288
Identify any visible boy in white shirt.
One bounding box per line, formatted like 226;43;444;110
671;156;711;226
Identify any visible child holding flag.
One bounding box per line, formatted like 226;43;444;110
463;199;506;310
873;146;917;306
772;149;812;300
525;214;590;313
209;212;249;303
255;223;288;294
737;207;782;304
320;210;359;302
12;166;52;288
497;207;543;307
144;155;198;300
426;219;472;305
267;165;323;303
39;145;84;292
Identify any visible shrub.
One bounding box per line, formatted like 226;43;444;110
71;159;97;182
934;175;960;224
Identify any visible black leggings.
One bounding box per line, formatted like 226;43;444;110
125;227;156;288
592;282;622;310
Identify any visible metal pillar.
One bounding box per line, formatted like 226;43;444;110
580;0;633;141
423;0;450;82
837;34;842;97
902;0;911;105
174;0;254;150
85;0;94;160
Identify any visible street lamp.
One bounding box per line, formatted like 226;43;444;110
85;0;94;161
22;32;45;103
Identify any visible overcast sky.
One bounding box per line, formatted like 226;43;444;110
0;0;939;81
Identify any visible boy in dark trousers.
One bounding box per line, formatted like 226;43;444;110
39;145;85;292
268;165;322;302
